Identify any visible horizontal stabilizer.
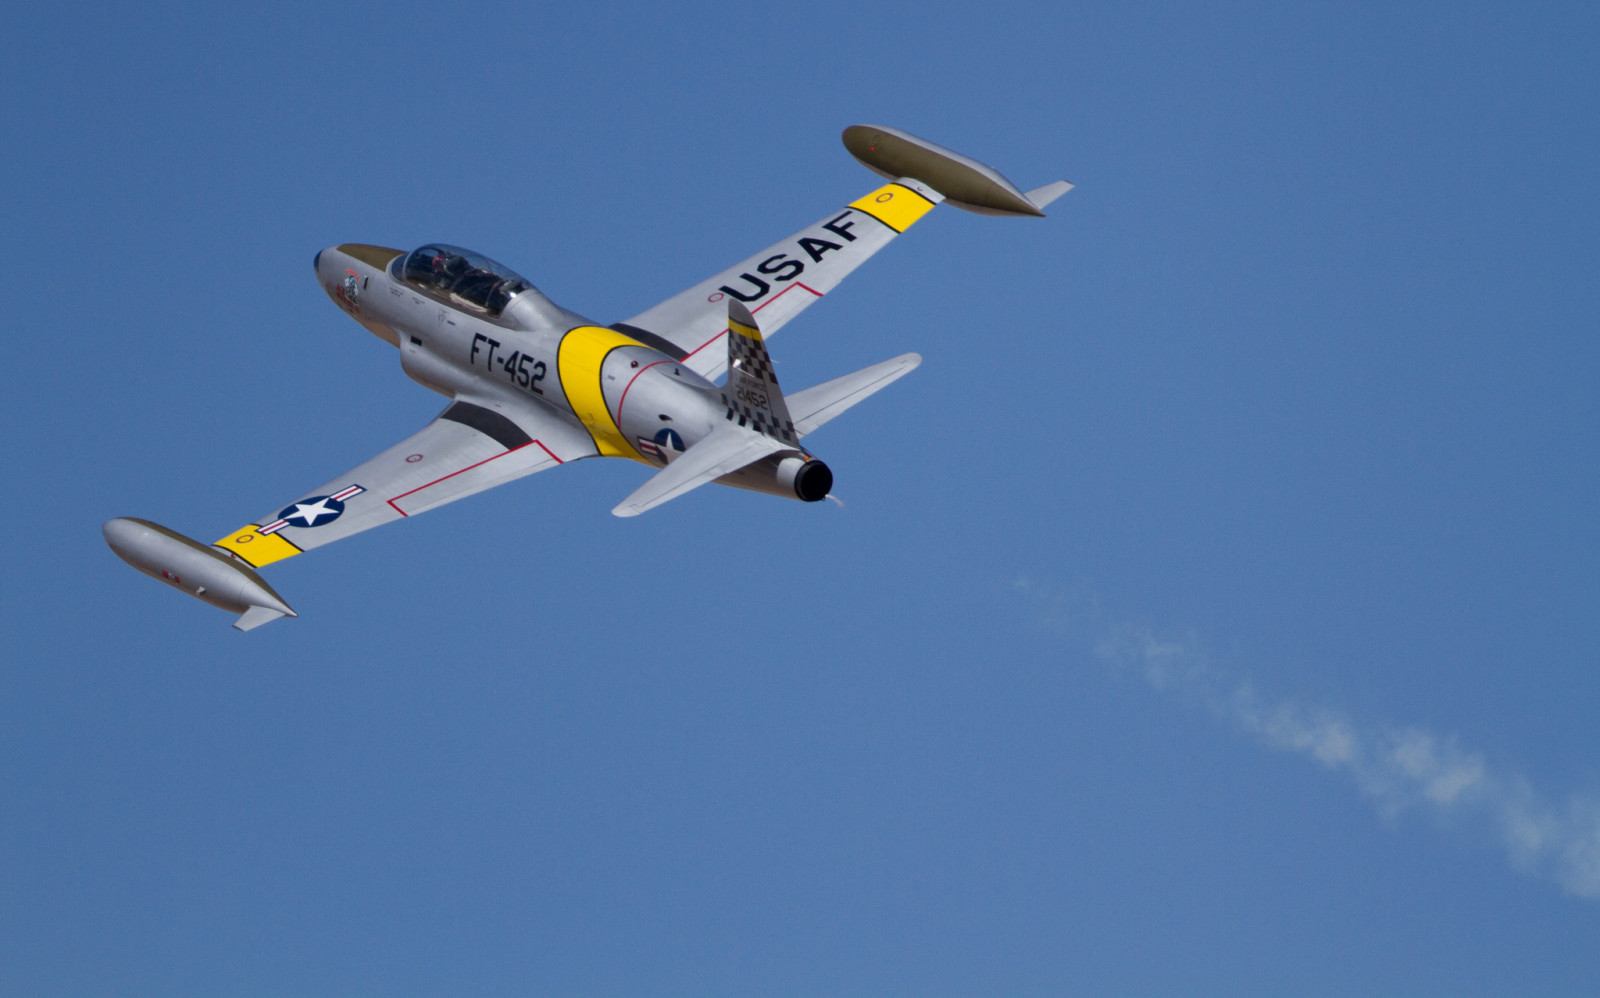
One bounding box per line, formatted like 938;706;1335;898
613;424;788;518
788;353;922;437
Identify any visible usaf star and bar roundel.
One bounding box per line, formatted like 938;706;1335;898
635;427;686;463
213;484;367;569
259;485;365;535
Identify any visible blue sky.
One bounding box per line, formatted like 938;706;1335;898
4;1;1599;994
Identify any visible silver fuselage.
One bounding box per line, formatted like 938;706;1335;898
314;245;814;497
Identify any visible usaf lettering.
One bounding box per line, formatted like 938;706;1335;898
718;210;859;303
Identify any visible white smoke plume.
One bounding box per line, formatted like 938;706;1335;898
1017;579;1600;900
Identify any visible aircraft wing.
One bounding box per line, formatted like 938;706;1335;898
211;390;598;569
615;177;946;383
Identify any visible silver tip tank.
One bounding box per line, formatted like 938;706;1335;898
103;518;297;631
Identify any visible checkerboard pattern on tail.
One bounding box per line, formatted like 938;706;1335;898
722;300;798;445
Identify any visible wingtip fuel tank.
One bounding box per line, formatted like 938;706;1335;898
842;123;1071;217
102;518;296;631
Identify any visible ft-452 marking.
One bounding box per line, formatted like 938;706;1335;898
470;332;546;394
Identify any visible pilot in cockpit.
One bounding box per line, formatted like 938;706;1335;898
402;244;537;318
429;250;466;285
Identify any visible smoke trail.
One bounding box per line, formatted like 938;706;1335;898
1017;579;1600;900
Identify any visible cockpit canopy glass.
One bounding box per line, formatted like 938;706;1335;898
400;244;533;316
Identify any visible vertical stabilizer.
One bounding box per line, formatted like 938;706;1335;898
723;300;798;445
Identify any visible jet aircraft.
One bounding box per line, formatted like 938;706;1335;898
104;125;1070;629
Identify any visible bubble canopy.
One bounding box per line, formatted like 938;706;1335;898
398;244;533;316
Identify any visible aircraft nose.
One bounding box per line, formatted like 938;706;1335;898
313;248;323;272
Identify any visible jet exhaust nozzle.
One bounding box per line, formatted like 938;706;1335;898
790;458;833;502
774;455;832;502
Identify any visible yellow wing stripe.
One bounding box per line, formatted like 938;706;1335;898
214;526;302;568
848;182;939;233
557;325;639;459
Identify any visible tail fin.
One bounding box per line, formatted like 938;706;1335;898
611;301;799;517
725;299;923;439
723;300;799;446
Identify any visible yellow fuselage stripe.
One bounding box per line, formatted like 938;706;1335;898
558;325;643;459
214;526;302;567
848;182;938;233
